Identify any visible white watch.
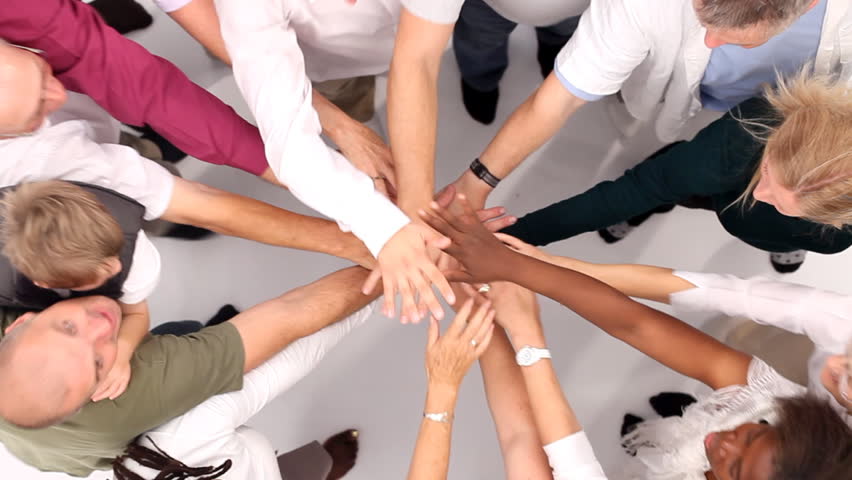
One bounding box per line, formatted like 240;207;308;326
515;346;552;366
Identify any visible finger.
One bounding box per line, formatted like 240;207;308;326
474;324;496;357
456;194;480;220
373;178;391;199
472;309;496;345
447;298;474;337
378;161;397;189
435;184;456;208
418;208;459;240
381;273;396;318
362;268;382;295
397;274;418;324
423;260;455;306
91;381;111;402
444;269;475;284
475;206;505;223
410;268;443;322
495;233;527;250
430;199;469;233
462;300;492;339
459;282;478;299
483;214;517;233
427;316;440;349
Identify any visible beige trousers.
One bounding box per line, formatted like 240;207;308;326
313;75;377;123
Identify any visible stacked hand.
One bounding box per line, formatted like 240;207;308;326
425;299;495;388
486;282;543;340
338;123;397;200
92;347;132;402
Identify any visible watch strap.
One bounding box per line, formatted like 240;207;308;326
470;158;501;188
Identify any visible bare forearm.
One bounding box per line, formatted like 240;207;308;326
478;75;585;180
235;266;379;372
117;302;151;355
312;89;357;142
407;383;458;480
167;0;231;64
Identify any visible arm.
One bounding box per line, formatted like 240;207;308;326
388;8;455;214
478;326;552;479
160;177;374;268
420;197;753;390
488;283;607;480
164;0;230;64
407;299;496;480
0;0;269;175
92;300;150;402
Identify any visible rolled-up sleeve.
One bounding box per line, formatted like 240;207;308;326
214;0;409;256
544;431;609;480
0;0;269;175
671;271;852;353
554;0;649;97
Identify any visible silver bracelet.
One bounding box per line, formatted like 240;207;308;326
423;411;452;423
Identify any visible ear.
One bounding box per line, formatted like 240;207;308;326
104;257;122;277
5;312;35;334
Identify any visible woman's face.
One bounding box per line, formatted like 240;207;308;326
820;355;852;412
704;422;778;480
752;159;803;218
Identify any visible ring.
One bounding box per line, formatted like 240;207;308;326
470;339;477;347
370;175;384;181
477;284;491;293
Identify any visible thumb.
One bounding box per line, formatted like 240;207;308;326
430;235;451;250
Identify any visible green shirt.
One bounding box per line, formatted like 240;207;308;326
0;321;245;477
502;97;852;254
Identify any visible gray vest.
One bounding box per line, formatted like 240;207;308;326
0;182;144;311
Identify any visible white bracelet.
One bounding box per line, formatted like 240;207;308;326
423;412;452;423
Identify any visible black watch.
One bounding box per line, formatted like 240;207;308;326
469;158;501;188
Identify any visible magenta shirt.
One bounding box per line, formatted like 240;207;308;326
0;0;269;175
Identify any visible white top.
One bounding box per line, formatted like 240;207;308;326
0;302;376;480
544;431;608;480
0;94;171;304
214;0;410;257
152;0;192;13
553;0;852;141
401;0;589;27
670;270;852;424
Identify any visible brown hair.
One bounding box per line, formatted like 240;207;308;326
737;72;852;227
695;0;814;31
771;395;852;479
0;181;124;288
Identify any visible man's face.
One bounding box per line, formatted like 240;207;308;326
0;42;67;137
5;296;122;417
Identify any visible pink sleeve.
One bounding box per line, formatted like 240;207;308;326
0;0;269;175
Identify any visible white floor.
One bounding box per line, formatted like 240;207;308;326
122;5;852;479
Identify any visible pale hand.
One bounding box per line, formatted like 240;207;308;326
363;223;455;324
487;282;543;338
425;298;496;387
92;357;132;402
337;123;397;199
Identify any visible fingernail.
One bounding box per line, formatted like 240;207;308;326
509;218;517;224
430;201;440;209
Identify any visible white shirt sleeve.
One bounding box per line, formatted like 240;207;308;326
401;0;464;24
670;271;852;354
118;232;161;305
213;0;410;257
152;0;193;13
543;431;609;480
555;0;650;97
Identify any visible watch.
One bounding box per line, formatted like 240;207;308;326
469;158;502;188
515;346;552;366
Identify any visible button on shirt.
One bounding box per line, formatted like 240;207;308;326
700;0;828;111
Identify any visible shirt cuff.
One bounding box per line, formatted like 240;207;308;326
543;431;608;479
555;65;606;102
346;194;411;257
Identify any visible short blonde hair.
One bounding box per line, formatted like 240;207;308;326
0;181;124;288
739;72;852;227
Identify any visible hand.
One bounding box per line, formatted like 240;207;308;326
91;356;132;402
439;169;493;211
418;194;518;284
363;223;455;323
495;233;552;263
425;298;496;387
486;282;543;338
336;123;397;199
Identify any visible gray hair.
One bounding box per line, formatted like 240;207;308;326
695;0;814;30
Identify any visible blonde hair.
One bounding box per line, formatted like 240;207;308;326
737;72;852;227
695;0;814;32
0;181;124;288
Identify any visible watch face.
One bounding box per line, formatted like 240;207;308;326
517;348;535;366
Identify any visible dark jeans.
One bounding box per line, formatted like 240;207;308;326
453;0;580;91
150;320;203;336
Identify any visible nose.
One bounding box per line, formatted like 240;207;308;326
86;313;115;344
704;31;727;48
752;178;773;205
42;75;68;117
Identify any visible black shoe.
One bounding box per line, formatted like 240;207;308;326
537;42;563;78
206;305;240;327
770;250;806;274
323;429;359;480
649;392;697;418
128;125;189;163
597;222;633;244
89;0;153;35
461;79;499;125
161;224;216;240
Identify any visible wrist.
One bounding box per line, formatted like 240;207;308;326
508;329;547;348
425;381;460;412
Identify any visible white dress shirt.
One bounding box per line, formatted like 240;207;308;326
670;270;852;423
554;0;852;141
214;0;410;257
401;0;589;27
0;303;376;480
